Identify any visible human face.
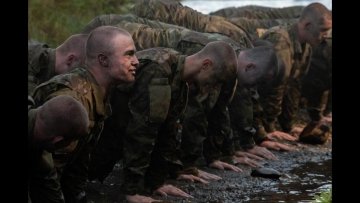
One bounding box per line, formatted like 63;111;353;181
108;35;139;83
306;16;332;47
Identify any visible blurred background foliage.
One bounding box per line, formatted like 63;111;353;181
29;0;134;47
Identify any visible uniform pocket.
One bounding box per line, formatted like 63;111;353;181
149;78;171;123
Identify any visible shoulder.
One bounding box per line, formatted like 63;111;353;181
33;68;93;101
136;47;180;76
28;42;52;68
262;25;292;50
262;26;290;41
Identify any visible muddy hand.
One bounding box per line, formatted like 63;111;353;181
260;140;294;151
246;145;278;160
126;194;161;203
234;151;264;161
267;130;297;141
291;126;304;138
154;184;193;198
177;174;209;184
232;156;263;168
209;160;243;172
321;116;332;125
198;169;222;180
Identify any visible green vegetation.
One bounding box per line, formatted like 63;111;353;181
29;0;134;47
312;189;332;203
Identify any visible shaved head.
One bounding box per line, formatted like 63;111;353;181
33;95;89;150
298;3;332;46
85;25;132;62
237;45;278;86
55;34;88;74
300;3;332;23
197;41;238;83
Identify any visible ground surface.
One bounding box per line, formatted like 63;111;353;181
87;134;332;203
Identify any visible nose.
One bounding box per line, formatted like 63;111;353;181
132;55;139;66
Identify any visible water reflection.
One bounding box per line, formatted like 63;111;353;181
246;159;332;202
181;0;332;14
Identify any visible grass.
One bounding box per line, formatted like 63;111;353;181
29;0;134;47
312;189;332;203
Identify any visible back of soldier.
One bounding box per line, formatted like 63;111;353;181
82;14;244;54
210;5;304;19
131;0;253;48
28;40;55;95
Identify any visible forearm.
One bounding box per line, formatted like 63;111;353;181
123;117;159;195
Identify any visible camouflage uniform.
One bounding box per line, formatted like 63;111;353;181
210;5;304;19
83;11;256;172
28;101;64;203
301;37;332;121
227;86;259;151
32;67;111;202
82;14;186;34
129;0;258;164
227;17;297;39
85;14;247;178
81;14;242;55
131;0;253;47
120;48;189;195
28;41;56;95
259;24;312;133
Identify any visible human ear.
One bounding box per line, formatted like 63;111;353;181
202;58;213;70
245;63;255;72
66;54;75;66
51;136;64;145
98;54;109;67
304;22;313;31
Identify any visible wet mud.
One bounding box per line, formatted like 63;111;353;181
87;138;332;203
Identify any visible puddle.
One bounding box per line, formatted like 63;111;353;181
245;159;332;202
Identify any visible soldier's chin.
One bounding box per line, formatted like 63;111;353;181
127;75;135;82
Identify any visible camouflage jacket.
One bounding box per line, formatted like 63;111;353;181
301;36;332;121
82;13;244;168
28;41;56;95
210;5;304;19
28;106;64;203
82;13;186;34
131;0;253;48
82;14;243;54
255;23;312;135
228;17;297;39
122;48;189;195
32;67;111;167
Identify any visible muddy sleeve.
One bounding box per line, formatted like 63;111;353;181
203;87;234;164
123;63;171;195
229;87;257;150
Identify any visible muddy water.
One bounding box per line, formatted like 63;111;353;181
246;159;332;202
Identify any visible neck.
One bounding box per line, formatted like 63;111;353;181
296;22;306;44
182;55;197;83
87;65;110;97
54;50;62;74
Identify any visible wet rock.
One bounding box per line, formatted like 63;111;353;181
251;167;282;179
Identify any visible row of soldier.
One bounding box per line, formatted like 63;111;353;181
28;0;332;202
